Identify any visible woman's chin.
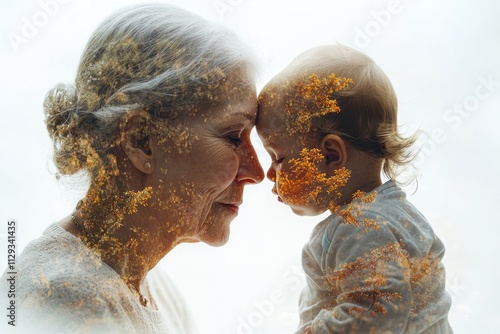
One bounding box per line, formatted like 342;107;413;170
201;230;230;247
198;220;232;247
198;207;237;246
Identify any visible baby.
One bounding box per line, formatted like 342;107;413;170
257;45;453;333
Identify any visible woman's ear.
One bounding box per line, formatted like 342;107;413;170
120;110;155;174
320;134;348;170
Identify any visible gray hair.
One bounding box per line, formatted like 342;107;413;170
44;3;256;176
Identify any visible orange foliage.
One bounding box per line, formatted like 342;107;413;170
285;74;353;135
328;242;409;318
338;190;379;232
277;148;350;208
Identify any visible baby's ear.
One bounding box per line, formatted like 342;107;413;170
320;134;348;169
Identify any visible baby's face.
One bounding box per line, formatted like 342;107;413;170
256;86;328;216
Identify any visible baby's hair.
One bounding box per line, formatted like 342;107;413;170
277;44;417;182
44;3;255;178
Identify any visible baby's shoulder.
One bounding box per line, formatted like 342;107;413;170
321;191;438;257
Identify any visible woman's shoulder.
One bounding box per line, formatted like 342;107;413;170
13;223;129;305
17;223;107;281
18;223;87;262
6;224;138;332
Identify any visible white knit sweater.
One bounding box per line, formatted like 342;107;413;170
0;223;197;334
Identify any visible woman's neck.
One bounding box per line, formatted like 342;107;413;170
61;202;176;298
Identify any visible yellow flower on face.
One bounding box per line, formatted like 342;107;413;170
277;148;351;209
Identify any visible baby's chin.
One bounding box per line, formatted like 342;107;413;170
289;205;326;217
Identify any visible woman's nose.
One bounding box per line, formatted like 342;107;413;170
236;143;264;184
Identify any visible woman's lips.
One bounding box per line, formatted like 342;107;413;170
277;196;283;203
220;203;240;213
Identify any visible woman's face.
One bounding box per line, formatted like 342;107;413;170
151;83;264;246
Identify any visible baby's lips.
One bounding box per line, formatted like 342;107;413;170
271;185;283;202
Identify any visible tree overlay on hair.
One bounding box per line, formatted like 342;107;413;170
284;74;353;135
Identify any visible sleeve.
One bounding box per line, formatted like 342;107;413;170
307;217;412;334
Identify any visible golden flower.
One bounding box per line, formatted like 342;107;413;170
277;148;351;209
285;74;353;135
338;191;379;232
328;241;409;318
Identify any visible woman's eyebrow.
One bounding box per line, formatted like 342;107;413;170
216;113;255;131
230;111;256;123
242;113;256;123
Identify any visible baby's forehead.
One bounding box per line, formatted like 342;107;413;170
258;80;286;113
256;98;287;134
258;81;287;106
256;102;311;150
258;127;305;151
257;78;311;131
257;79;301;120
258;70;323;108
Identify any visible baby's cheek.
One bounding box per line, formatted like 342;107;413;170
276;170;306;204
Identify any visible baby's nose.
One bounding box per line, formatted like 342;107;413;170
266;166;276;182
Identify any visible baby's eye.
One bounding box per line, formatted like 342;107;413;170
274;157;284;164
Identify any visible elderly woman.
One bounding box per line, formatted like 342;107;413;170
1;3;263;333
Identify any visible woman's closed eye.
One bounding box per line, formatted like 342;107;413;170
226;132;243;146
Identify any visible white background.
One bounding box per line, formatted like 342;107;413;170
1;0;499;333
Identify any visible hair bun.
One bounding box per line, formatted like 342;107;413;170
44;83;77;137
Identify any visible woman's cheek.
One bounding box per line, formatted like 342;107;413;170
206;148;239;190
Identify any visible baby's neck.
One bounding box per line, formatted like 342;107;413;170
336;164;382;208
354;178;382;194
345;150;383;200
